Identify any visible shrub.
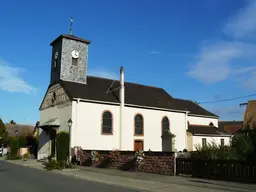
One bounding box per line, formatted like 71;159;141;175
107;149;120;162
56;132;69;162
44;159;61;171
9;138;19;156
23;152;30;159
44;159;75;171
18;136;27;147
7;153;21;160
191;141;238;160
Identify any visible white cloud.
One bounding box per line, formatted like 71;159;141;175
148;51;161;54
223;0;256;39
187;0;256;90
88;68;119;80
0;58;36;94
187;41;256;86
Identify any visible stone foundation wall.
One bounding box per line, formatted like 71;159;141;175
73;148;175;175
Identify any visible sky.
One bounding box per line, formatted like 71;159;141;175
0;0;256;125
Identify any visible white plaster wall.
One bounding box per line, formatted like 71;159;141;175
72;101;187;152
192;135;231;151
123;107;187;151
72;101;120;150
188;116;218;127
38;105;72;159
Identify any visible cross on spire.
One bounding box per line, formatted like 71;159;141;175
69;17;73;35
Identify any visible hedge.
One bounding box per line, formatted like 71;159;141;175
56;132;69;162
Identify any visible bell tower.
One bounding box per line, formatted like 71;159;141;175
49;33;91;84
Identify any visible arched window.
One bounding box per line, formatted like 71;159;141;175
134;114;143;135
102;111;113;134
209;122;214;126
162;117;170;134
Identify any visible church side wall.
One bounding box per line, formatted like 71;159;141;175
72;101;187;152
71;101;120;150
123;106;187;152
188;116;218;127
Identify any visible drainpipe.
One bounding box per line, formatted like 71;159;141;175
119;66;124;150
75;98;80;148
185;111;188;151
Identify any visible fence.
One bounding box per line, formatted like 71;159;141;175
176;158;256;183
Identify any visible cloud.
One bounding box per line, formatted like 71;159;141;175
187;0;256;90
148;51;161;54
187;41;256;86
88;68;119;80
0;58;36;94
223;1;256;39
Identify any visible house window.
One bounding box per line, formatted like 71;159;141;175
209;122;214;126
134;114;143;135
102;111;113;134
134;140;144;151
202;138;207;148
162;117;170;134
221;139;224;147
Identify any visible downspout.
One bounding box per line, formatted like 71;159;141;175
75;98;80;148
119;66;124;150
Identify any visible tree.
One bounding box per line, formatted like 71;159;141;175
9;120;16;124
0;118;9;144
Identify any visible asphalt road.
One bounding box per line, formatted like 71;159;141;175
0;161;139;192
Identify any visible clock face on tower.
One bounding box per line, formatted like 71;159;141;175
71;50;79;59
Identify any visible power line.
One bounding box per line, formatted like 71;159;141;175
197;93;256;104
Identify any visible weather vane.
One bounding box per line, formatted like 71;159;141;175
69;17;73;35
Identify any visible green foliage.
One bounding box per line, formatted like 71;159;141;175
44;159;61;171
9;137;19;156
6;153;21;160
23;152;30;159
192;126;256;161
0;118;9;144
44;159;75;171
192;141;238;160
232;128;256;160
9;120;16;124
56;132;70;162
18;136;27;148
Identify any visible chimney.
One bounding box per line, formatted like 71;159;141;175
119;66;125;150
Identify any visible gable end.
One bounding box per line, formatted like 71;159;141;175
39;83;71;110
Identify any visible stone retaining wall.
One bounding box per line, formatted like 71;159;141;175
72;148;175;175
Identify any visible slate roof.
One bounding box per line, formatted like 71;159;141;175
187;125;230;136
50;34;91;46
56;76;218;117
218;121;243;134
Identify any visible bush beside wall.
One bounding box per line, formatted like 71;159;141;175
56;132;69;162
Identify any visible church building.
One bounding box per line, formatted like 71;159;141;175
38;34;231;160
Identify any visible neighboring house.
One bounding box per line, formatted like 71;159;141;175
218;121;243;135
37;34;231;160
186;124;231;151
5;124;34;137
